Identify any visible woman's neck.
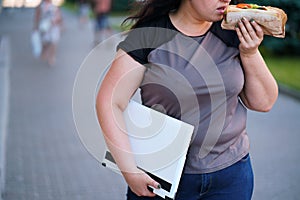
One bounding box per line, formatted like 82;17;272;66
169;4;212;37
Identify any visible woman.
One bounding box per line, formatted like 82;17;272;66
34;0;62;66
96;0;278;199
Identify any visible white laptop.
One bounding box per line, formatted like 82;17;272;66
101;100;194;200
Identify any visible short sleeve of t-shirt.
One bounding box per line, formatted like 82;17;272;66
117;28;152;65
117;15;178;65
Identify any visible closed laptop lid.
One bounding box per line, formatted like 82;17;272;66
102;100;194;199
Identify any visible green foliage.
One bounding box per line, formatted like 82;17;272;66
111;0;135;12
265;56;300;91
246;0;300;55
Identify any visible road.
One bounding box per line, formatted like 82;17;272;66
0;8;299;200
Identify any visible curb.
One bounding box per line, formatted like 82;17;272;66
0;35;10;200
278;83;300;102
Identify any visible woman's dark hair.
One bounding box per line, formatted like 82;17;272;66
124;0;245;29
123;0;181;29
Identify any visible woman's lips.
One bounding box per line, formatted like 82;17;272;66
217;6;227;14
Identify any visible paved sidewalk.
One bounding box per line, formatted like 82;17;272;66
248;95;300;200
0;8;127;200
0;8;299;200
0;34;10;200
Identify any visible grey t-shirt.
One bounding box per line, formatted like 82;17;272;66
118;15;249;174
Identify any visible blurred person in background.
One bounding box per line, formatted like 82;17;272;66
90;0;112;45
34;0;62;66
78;0;90;26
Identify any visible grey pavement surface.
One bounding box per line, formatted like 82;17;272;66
0;8;127;200
0;8;300;200
0;33;10;200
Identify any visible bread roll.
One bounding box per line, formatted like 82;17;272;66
221;4;288;38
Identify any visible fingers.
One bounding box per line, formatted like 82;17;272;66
249;19;264;39
137;174;160;197
235;17;264;55
236;17;263;42
124;170;161;197
239;17;263;41
147;176;161;190
235;25;246;44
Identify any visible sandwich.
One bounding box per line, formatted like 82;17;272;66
221;3;288;38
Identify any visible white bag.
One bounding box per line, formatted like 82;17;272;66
39;18;52;33
31;31;42;58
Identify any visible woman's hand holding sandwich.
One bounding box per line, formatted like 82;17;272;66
235;17;263;56
235;17;278;113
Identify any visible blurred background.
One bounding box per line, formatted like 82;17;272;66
0;0;299;200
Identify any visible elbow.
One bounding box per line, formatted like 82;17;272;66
246;102;274;112
95;91;114;126
95;88;112;114
247;94;278;112
96;89;104;108
95;90;127;114
95;92;106;117
257;104;274;113
242;84;279;112
262;95;278;112
262;88;279;112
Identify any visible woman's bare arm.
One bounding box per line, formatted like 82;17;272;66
96;49;160;197
236;18;278;112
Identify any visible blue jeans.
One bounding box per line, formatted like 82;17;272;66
95;14;109;30
127;154;253;200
